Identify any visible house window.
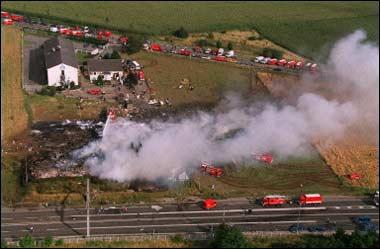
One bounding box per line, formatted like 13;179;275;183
61;70;65;76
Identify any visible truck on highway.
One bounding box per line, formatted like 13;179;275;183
261;195;287;207
298;193;323;206
203;199;217;210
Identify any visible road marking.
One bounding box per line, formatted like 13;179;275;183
347;206;352;209
359;206;364;209
72;220;318;230
1;231;9;233
1;218;12;220
46;228;59;231
3;212;378;227
335;207;340;209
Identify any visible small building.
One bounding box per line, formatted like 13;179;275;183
43;37;79;87
87;59;123;82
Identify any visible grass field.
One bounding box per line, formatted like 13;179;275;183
131;51;252;106
3;1;379;60
1;26;29;144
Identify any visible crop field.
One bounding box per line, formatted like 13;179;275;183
1;26;29;144
3;1;379;60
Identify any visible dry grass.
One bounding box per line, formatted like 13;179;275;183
59;238;191;248
1;26;29;144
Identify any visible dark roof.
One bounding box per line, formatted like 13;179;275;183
87;59;123;72
43;37;78;69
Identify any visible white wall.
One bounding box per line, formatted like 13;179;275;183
89;71;123;82
47;63;78;87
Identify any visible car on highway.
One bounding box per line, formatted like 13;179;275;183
352;216;371;225
289;224;307;233
307;225;328;232
357;222;378;232
373;190;379;206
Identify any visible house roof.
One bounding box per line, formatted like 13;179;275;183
43;37;78;69
87;59;123;72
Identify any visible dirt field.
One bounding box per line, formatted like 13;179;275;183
1;26;29;144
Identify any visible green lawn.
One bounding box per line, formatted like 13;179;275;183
3;1;379;60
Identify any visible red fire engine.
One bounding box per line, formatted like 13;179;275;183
254;153;274;164
203;199;217;210
200;161;223;177
108;109;116;121
298;193;323;206
261;195;287;207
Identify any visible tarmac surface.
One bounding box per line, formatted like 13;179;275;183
2;196;378;240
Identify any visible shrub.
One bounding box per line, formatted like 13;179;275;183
227;42;233;50
54;239;64;246
262;47;283;59
208;32;214;39
197;39;208;47
173;27;189;38
19;234;35;248
171;234;185;244
211;223;251;248
125;34;144;54
248;36;256;40
99;107;108;122
95;75;105;87
216;40;222;48
42;236;53;247
110;50;121;59
102;52;111;59
38;86;56;96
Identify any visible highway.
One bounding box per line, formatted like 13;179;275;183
2;196;378;240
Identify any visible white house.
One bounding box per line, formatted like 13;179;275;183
43;37;78;87
87;59;123;82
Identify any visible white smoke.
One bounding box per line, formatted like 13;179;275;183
73;30;379;182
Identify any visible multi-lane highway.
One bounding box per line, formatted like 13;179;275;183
2;196;378;240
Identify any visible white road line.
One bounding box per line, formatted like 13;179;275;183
359;206;364;209
1;218;12;220
2;212;378;227
335;207;340;209
1;231;9;233
72;220;318;230
46;228;59;231
347;206;352;209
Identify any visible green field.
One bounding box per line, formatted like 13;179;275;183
3;1;379;60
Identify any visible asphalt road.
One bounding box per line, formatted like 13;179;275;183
2;197;378;240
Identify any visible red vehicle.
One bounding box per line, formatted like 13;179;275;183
268;58;278;65
347;173;362;180
200;162;223;177
72;30;83;37
97;31;103;36
277;59;287;66
87;88;102;95
296;61;304;69
179;49;192;56
262;195;287;207
2;18;13;25
255;153;273;164
137;71;145;81
10;14;23;22
108;109;116;121
310;63;318;72
59;28;69;34
119;36;129;44
203;199;217;210
213;56;227;62
286;60;297;69
298;193;323;206
104;30;112;37
1;11;10;18
151;43;162;52
97;34;103;40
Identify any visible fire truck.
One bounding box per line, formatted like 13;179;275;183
261;195;287;207
203;199;217;210
298;193;323;206
254;153;274;164
108;109;116;121
201;161;223;177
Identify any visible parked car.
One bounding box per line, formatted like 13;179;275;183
289;224;307;233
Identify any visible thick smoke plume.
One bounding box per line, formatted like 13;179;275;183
73;30;379;182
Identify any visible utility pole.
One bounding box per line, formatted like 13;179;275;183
25;156;28;185
297;184;303;234
86;178;90;237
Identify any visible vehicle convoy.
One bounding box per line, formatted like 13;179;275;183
298;193;323;206
261;195;287;207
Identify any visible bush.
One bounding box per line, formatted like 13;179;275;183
208;32;214;39
125;34;145;54
171;234;185;244
110;50;121;59
95;75;105;87
102;52;111;59
248;36;256;41
42;236;53;247
262;47;283;59
216;40;222;49
99;107;108;122
227;42;233;50
197;39;208;47
211;223;251;248
173;27;189;38
38;86;56;96
54;239;64;246
19;234;35;248
70;81;81;90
